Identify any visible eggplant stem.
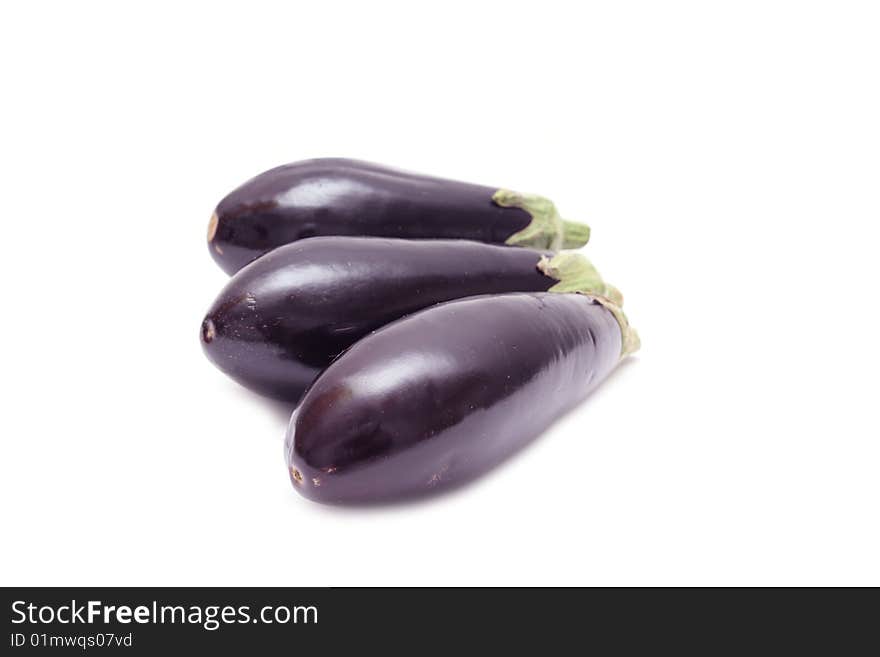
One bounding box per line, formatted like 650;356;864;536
560;220;591;249
536;251;639;357
494;189;590;250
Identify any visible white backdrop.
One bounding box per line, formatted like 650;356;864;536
1;1;878;586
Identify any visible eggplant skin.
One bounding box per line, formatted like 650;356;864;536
287;292;622;504
208;159;533;274
200;237;556;402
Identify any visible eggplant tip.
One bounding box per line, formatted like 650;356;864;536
201;317;216;344
207;211;219;242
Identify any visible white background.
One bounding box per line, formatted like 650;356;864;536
1;1;878;586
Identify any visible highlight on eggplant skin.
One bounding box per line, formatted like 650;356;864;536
207;158;591;274
199;237;614;403
286;291;638;504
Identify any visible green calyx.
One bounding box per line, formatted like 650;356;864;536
538;252;640;359
537;252;621;301
493;189;590;250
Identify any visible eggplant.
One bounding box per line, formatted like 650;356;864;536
285;287;639;504
200;237;618;402
207;158;591;274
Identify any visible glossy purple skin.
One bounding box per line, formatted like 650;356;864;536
208;158;532;274
287;292;622;504
200;237;555;402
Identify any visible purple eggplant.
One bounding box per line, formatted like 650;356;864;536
207;158;591;274
286;288;639;504
200;237;617;402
